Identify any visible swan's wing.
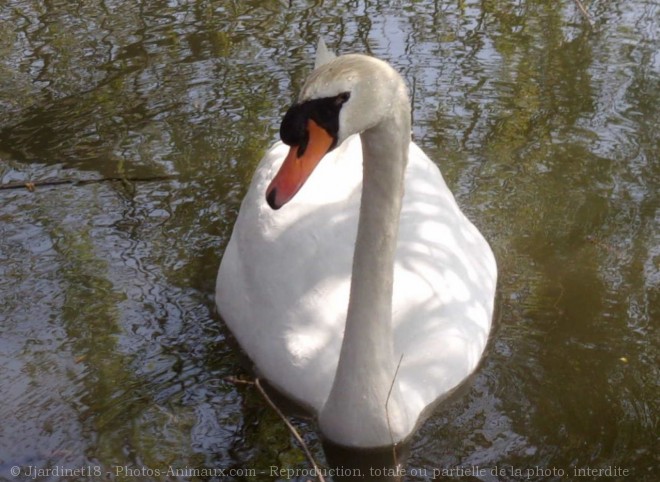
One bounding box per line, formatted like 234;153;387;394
216;136;362;411
393;143;497;417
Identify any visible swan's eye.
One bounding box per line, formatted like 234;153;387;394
280;94;347;153
335;92;350;105
308;96;346;134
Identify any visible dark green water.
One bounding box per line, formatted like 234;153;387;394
0;1;657;481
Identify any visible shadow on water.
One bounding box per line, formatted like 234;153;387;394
323;441;410;482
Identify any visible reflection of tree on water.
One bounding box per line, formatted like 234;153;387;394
0;0;656;480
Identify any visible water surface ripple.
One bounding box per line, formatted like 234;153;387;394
0;1;657;481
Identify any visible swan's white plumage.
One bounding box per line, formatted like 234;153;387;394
216;50;497;447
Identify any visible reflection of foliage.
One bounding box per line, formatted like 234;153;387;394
0;1;292;179
0;0;657;478
48;201;134;467
0;25;38;114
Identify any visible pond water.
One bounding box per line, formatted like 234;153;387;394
0;1;657;481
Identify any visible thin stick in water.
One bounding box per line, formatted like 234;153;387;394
254;378;326;482
223;376;326;481
385;354;404;477
573;0;593;27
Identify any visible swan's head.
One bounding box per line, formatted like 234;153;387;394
266;54;409;210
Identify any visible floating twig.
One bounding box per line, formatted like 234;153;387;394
223;375;255;386
224;376;326;482
254;379;326;482
0;175;175;191
573;0;593;27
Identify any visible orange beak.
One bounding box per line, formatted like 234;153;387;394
266;119;334;209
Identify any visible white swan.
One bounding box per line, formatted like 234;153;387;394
216;41;497;448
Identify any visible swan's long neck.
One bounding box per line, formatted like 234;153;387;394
319;98;412;447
